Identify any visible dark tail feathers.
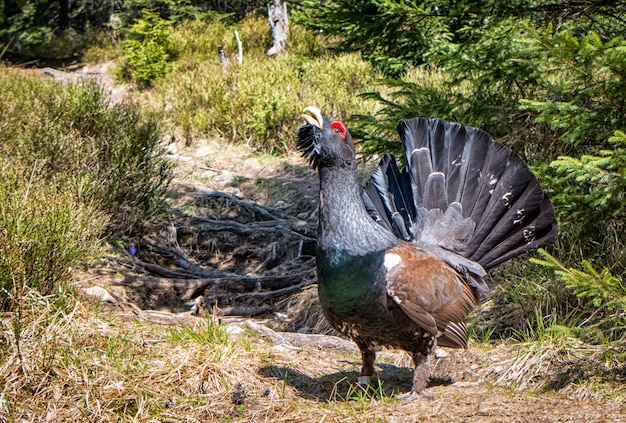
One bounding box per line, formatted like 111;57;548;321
362;118;558;271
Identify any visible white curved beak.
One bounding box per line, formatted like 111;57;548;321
301;106;324;129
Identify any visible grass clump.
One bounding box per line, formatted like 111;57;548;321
0;165;104;310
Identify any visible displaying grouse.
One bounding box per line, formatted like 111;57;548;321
296;106;558;400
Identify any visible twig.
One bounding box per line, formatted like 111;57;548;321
0;35;15;59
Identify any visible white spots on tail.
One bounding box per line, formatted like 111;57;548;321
523;225;536;242
384;253;402;270
501;191;513;207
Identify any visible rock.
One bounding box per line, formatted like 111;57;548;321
225;325;245;335
163;143;178;156
214;170;235;185
223;187;244;199
200;170;217;179
274;312;288;320
434;348;449;359
82;286;115;303
491;365;504;374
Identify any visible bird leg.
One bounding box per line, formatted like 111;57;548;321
357;346;376;386
397;352;433;401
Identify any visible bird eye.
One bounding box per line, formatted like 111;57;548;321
330;121;347;140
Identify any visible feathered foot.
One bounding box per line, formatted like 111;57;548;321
357;345;376;386
396;352;433;402
396;390;434;402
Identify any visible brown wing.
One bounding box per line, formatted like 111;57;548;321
384;241;479;348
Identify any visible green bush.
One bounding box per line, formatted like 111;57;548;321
0;68;171;310
531;250;626;342
0;166;104;310
120;10;175;87
151;17;380;152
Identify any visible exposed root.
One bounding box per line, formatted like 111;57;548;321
118;191;318;318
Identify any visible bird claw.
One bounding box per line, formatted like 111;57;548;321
396;390;434;403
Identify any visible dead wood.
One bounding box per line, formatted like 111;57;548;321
121;190;319;319
216;305;274;317
179;217;314;241
191;191;285;221
124;268;314;302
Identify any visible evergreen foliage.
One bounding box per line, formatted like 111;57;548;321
119;10;175;86
295;0;626;342
532;250;626;342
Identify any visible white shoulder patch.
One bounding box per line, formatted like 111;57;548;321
384;253;401;270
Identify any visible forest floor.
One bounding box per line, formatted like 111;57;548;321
5;64;625;422
74;135;625;422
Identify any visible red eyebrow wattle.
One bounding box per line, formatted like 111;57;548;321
331;121;346;139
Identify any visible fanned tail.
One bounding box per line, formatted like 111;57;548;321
362;118;558;273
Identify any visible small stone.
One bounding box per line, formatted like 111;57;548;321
214;171;235;185
82;286;115;303
223;187;243;199
200;170;217;179
225;325;245;335
434;348;449;359
163;143;178;155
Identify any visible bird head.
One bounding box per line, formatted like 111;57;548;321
296;106;355;169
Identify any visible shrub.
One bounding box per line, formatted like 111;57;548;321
0;166;105;311
119;10;175;87
152;17;380;152
0;68;172;310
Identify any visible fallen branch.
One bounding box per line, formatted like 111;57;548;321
179;217;315;241
205;279;315;305
191;191;285;221
124;264;314;301
217;304;273;317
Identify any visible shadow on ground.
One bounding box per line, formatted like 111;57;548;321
258;362;458;402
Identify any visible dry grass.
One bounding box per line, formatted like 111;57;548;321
2;285;625;423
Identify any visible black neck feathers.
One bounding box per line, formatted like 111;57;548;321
317;162;398;256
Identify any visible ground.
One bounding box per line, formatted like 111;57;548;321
4;64;625;422
77;136;625;422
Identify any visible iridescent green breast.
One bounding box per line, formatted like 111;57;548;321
316;248;386;310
